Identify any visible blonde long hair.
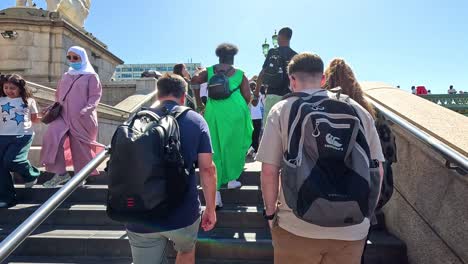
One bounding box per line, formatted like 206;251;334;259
323;58;376;118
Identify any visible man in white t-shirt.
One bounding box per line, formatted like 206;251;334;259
256;53;384;263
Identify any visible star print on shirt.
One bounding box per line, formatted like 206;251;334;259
2;116;7;123
1;102;16;114
21;103;28;109
10;112;25;125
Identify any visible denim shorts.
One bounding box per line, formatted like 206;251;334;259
126;217;201;264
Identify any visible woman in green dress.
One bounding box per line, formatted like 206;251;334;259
191;43;253;208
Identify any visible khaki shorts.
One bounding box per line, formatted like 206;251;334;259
263;94;284;126
271;220;366;264
127;217;201;264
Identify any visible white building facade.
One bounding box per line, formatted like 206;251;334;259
113;63;202;80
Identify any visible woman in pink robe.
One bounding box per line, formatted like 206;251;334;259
41;46;104;188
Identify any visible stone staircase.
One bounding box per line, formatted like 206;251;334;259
1;162;408;263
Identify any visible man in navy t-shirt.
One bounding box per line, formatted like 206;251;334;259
126;73;217;264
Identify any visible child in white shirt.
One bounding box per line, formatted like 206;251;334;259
0;74;41;208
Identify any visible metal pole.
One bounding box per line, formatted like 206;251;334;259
366;96;468;173
0;149;109;262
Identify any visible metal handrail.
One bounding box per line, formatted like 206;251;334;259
366;96;468;175
0;150;109;262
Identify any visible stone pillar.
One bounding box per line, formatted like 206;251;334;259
0;7;123;83
135;78;158;94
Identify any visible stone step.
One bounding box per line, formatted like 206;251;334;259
1;226;407;264
5;256;272;264
17;168;261;187
0;226;273;261
0;204;268;229
14;185;263;205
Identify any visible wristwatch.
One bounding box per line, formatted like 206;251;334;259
263;209;276;220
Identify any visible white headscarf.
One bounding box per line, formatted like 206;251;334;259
67;46;97;75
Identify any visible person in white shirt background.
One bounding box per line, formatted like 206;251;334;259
448;85;457;94
200;82;208;105
0;74;41;208
247;81;263;159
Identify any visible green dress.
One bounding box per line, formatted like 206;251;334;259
205;66;253;189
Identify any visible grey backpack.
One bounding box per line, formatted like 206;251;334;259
281;90;381;227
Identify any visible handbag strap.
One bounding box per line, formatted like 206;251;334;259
61;74;84;102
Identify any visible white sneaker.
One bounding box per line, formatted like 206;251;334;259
215;191;223;209
43;173;71;188
227;180;242;189
24;178;38;188
247;147;255;157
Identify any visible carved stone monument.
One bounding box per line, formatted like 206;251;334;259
0;3;123;83
16;0;35;7
16;0;90;28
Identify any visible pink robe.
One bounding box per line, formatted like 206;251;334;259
41;73;104;175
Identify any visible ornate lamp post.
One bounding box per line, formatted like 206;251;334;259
272;30;278;47
262;39;270;57
262;30;278;57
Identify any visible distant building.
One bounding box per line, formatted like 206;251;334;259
113;63;201;81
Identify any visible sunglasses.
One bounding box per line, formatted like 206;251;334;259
66;55;80;61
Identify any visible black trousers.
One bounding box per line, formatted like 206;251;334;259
251;119;262;152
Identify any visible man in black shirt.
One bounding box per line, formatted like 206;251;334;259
254;27;297;122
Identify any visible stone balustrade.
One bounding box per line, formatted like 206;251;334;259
419;94;468;116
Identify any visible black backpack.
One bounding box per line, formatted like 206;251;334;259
207;66;238;100
106;106;191;223
263;48;286;92
375;114;397;211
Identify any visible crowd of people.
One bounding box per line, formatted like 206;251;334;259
0;27;403;264
410;84;467;95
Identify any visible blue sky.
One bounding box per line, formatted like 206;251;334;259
2;0;468;93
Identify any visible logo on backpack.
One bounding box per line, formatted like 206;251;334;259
106;106;191;224
126;197;135;208
325;133;343;151
281;92;382;227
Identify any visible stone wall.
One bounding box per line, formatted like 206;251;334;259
0;7;123;83
383;125;467;264
101;82;136;106
362;82;468;264
34;81;137;107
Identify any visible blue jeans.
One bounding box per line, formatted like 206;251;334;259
0;135;40;204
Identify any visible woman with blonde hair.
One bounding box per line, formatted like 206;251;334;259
323;58;376;118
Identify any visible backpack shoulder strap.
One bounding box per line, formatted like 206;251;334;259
282;92;309;100
282;90;327;100
170;106;191;119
